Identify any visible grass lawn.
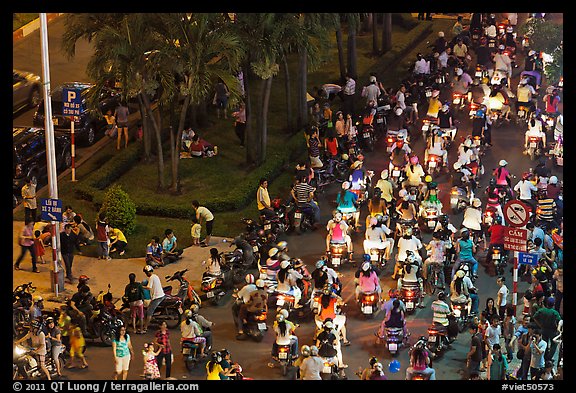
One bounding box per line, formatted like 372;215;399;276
16;17;454;260
13;14;39;31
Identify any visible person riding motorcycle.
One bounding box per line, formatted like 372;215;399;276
397;252;425;308
272;311;299;360
431;291;457;341
393;227;423;280
486;215;509;259
363;216;393;261
311;259;341;296
425;123;449;168
315;286;350;347
388;140;410;183
276;260;304;308
265;247;282;283
516;77;535;114
402;155;427;196
453;228;479;280
485;177;506;220
524;117;547;153
232;274;258;339
276;241;290;262
450;269;472;313
336;182;360;230
492;159;513;197
434;215;457;265
354;260;382;302
292;259;312;303
188;304;214;350
68;283;96;338
420;181;443;216
452;161;475;199
422;230;447;289
326;210;353;259
375;170;395;204
366;188;389;228
180;309;207;358
462;198;485;245
316;319;347;369
493;45;513;79
406;344;436;380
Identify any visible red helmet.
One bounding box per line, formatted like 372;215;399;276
410;155;419;165
271;198;282;210
522;172;532;180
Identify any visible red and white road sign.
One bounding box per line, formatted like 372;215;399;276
503;200;531;227
503;227;527;252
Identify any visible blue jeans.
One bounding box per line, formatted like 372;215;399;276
452;256;479;277
470;293;479;315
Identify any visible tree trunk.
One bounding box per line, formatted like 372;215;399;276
372;13;379;55
347;25;358;80
244;61;257;166
140;92;165;191
282;53;294;133
137;97;152;162
260;76;273;164
170;93;191;192
382;13;392;53
336;28;346;82
297;46;308;131
363;13;372;33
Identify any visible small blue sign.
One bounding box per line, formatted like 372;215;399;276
40;198;63;222
518;252;539;266
62;87;82;116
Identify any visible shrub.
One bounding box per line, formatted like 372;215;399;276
98;184;137;235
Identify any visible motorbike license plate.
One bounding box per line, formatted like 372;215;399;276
279;352;288;360
323;365;332;374
392;170;400;177
493;254;501;259
363;132;371;138
332;257;340;266
426;91;432;97
469;109;476;117
383;105;391;111
377;118;384;123
206;291;214;298
388;343;398;352
178;306;183;314
422;124;429;131
453;308;461;318
294;212;302;219
428;220;436;228
518;110;525;117
428;335;437;342
475;71;482;78
406;301;414;309
182;348;191;354
258;323;267;330
264;224;271;230
362;306;373;314
450;197;458;205
312;301;319;309
252;245;258;252
453;98;461;105
429;160;437;168
530;142;537;148
276;298;285;306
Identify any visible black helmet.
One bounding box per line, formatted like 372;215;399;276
369;356;379;367
438;291;446;301
440;214;449;225
495;216;503;224
31;319;42;330
432;231;442;239
373;187;382;198
489;178;496;186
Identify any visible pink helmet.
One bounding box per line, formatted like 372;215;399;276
410;155;419;165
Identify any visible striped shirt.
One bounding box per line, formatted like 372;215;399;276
537;198;556;221
431;300;451;326
293;182;314;204
308;137;320;157
344;78;356;96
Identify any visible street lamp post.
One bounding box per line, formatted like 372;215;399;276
39;13;63;296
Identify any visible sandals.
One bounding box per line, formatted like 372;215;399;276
342;340;351;346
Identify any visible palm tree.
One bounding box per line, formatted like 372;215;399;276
372;13;379;55
344;14;362;79
381;13;393;53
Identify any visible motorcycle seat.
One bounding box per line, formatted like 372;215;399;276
163;285;173;293
385;327;403;334
429;323;448;333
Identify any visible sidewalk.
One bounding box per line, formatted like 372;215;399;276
12;221;234;308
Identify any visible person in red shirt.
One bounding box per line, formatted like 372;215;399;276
486;215;508;261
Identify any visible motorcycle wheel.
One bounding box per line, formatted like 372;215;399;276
232;267;247;285
457;318;467;333
529;149;535;161
281;362;288;376
185;357;197;371
100;325;115;346
252;331;264;343
211;294;223;306
164;307;182;330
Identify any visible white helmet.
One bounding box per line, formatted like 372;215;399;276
255;279;265;288
245;274;255;284
472;198;482;208
464;139;472;148
398;189;408;198
381;169;389;179
395;107;403;116
342;181;350;190
279;308;289;319
276;241;288;251
276;313;285;322
499;159;508;167
455;269;466;279
369;76;377;83
438;31;445;37
280;260;291;269
268;247;279;257
456;68;463;76
362;262;371;271
406;253;416;264
549;176;558;185
453;161;463;170
143;265;154;273
323;320;334;329
33;295;43;303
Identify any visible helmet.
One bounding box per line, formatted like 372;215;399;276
279;309;289;319
374;363;384;372
190;304;200;314
323;320;334;329
143;265;154;273
79;275;90;283
406;253;416;264
268;247;279;257
276;313;285;323
549;176;558;185
404;226;413;236
429;181;437;189
438;291;446;301
369;217;378;227
442;103;450;112
31;319;42;330
489;178;496;186
410;155;419;165
438;31;444;37
522;172;532;180
456;270;465;279
245;274;255;284
528;50;536;57
342;181;350;190
301;345;311;356
498;44;505;50
476;109;485;118
184;309;193;319
33;295;43;303
369;76;377;83
398;189;408;198
280;260;291;269
464;139;472;148
453;161;463;170
362;262;371;272
45;316;55;324
546;297;555;308
341;154;349;161
395;107;403;116
211;352;222;363
351;160;363;169
315;260;325;269
425;175;433;183
472;198;482;208
357;154;365;161
373;187;382;197
506;26;513;33
381;169;389;179
499;159;508;167
456;68;463;76
310;345;319;356
276;241;288;251
255;279;265;288
494;215;503;224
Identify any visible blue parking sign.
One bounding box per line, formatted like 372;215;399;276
40;198;63;222
518;252;538;266
62;87;82;116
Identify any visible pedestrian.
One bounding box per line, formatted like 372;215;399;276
60;223;79;283
33;229;47;264
532;297;562;362
112;325;134;380
232;102;246;146
192;200;214;247
496;276;509;318
142;342;162;380
341;72;356;117
466;323;484;379
67;324;89;369
487;343;508;380
214;78;230;119
142;265;166;333
21;176;37;223
155;321;173;379
96;212;112;261
190;217;202;246
502;305;517;362
124;273;145;334
72;214;94;247
162;228;183;264
114;100;130;150
109;226;128;256
44;317;64;377
485;316;502;355
14;218;38;273
529;329;547;380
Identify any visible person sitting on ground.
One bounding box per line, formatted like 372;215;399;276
181;127;196;151
161;229;183;264
109;227;128;256
146;236;164;268
72;215;94;247
189;134;218;158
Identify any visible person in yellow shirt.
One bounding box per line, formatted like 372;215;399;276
109;227;128;256
206;351;235;380
426;90;442;118
257;178;275;219
190;217;202;246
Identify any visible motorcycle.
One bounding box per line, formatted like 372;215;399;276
381;326;408;357
487;245;508;276
272;341;297;377
13;344;64;380
548;135;563;167
526;136;543;161
165;269;202;310
450;300;472;333
13;282;35;337
181;339;203;371
122;282;183;329
425;260;445;296
451;92;467;113
357;117;376;152
421;117;439;140
490;69;508;87
389;163;406;187
474;64;489;80
200;268;233;306
516;104;532;126
425;153;443;176
419;204;441;233
358;291;380;318
327;241;349;270
313;157;348;193
449;185;471;215
482;205;500;233
399;281;421;314
373;110;387;140
232;291;268;342
288;201;316;235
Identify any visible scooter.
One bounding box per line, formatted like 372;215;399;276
13;344;64;380
165;269;202;310
358;291;380;318
399;281;421;314
200;267;234;306
327;241;349;270
383;326;408;356
289;202;316;235
487;245;508;276
450;300;472;333
526;135;544;161
271;341;298;377
425;153;443;176
427;323;451;359
548;135;563;167
450;185;471;214
419;204;441;233
123;282;183;329
181;339;202;371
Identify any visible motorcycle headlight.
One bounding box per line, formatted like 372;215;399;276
14;345;26;356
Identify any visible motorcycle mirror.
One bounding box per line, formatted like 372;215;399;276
165;275;171;279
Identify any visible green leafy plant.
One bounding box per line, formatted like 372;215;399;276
98;184;137;235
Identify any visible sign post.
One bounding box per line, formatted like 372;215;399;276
503;226;528;315
63;87;81;182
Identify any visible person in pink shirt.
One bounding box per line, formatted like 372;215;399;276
14;218;38;272
354;261;381;301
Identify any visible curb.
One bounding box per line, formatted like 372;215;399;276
13;13;64;43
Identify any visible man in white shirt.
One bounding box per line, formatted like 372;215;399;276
414;54;430;75
496;276;509;317
142;265;166;332
395;85;407;111
485;315;502;351
524;118;546;151
342;73;356;117
362;76;381;105
513;175;538;212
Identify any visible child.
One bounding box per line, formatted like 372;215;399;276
191;217;202;246
522;289;533;316
104;109;117;138
33;230;46;264
142;342;161;380
67;325;88;369
540;360;555;380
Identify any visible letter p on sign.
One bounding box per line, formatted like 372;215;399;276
67;90;76;102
